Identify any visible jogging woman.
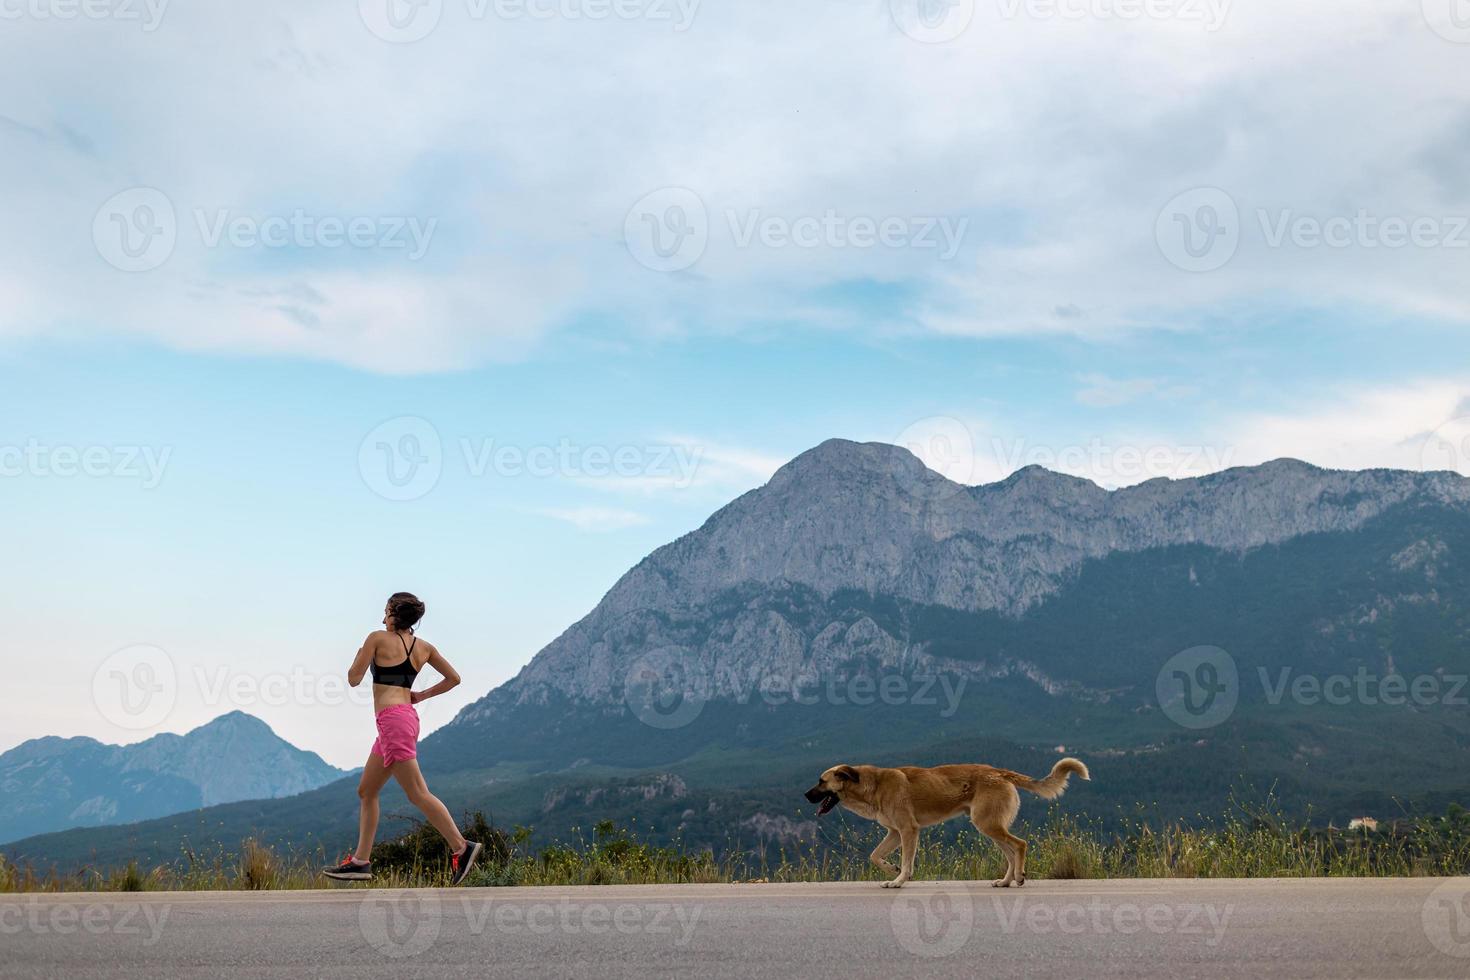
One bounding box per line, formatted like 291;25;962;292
322;592;483;885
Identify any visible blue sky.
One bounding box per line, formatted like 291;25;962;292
3;0;1470;766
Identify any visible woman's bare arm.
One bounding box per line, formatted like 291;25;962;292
347;634;376;687
410;645;460;704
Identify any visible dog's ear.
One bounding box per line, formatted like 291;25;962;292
835;765;860;784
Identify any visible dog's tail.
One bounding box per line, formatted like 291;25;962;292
1003;757;1091;800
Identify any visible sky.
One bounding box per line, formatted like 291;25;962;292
2;0;1470;767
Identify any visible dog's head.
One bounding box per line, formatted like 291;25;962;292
804;765;861;816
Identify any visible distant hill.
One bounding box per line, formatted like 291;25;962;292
7;441;1470;870
0;711;344;844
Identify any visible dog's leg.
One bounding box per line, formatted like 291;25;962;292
975;819;1017;887
880;825;918;888
988;829;1028;887
869;829;900;877
1009;832;1028;886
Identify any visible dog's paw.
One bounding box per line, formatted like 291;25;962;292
881;878;908;889
991;879;1014;888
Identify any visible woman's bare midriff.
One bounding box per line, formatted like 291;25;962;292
373;682;413;712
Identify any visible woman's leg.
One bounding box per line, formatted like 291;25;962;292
391;759;468;854
355;753;393;862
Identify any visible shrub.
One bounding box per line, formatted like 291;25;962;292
238;839;279;890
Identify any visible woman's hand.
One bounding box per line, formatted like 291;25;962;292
410;691;424;705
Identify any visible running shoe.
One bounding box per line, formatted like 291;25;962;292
449;841;483;886
322;855;373;881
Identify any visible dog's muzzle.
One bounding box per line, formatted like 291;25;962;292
804;784;839;816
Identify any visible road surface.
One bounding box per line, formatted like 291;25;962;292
4;878;1470;978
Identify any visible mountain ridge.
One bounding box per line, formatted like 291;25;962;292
0;711;345;844
450;440;1470;717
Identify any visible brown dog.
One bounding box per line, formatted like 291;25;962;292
803;758;1090;888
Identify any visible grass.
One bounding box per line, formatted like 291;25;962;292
4;804;1469;894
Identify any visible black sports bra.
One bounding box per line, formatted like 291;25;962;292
371;633;421;689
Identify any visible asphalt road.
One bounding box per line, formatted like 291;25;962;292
4;878;1470;979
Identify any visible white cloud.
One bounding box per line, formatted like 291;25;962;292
1222;379;1470;475
1;1;1467;369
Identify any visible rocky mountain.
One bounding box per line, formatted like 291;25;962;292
0;712;345;844
441;439;1470;731
7;440;1470;869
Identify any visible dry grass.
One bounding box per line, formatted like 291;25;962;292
5;805;1469;894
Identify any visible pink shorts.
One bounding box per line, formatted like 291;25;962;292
370;704;420;767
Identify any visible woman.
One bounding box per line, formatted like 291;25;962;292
322;592;483;885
